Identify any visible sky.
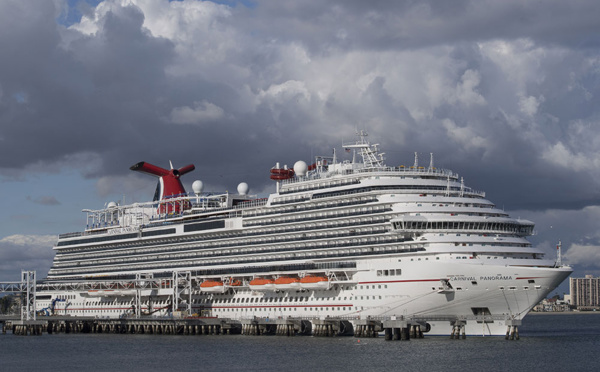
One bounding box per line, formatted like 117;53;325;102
0;0;599;294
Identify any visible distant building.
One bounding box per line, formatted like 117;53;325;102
532;297;570;312
570;275;600;310
564;294;571;305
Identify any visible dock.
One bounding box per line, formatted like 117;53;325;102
1;314;520;340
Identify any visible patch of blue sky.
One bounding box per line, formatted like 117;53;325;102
209;0;256;8
55;0;102;27
55;0;256;27
1;172;104;237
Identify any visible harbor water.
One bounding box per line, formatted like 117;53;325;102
2;313;600;372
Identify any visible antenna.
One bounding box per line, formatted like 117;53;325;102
429;153;434;170
556;240;562;267
414;152;418;168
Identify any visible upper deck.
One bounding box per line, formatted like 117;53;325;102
58;131;484;241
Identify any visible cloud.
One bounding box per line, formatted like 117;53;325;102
0;234;56;280
452;69;486;107
27;195;61;206
169;100;226;124
518;94;544;116
564;244;600;267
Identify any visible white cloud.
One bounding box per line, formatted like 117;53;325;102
518;94;545;116
452;69;486;106
260;80;311;102
0;234;57;280
441;118;489;152
564;244;600;267
169;100;226;124
541;139;600;174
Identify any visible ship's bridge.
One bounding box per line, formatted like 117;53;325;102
390;215;535;236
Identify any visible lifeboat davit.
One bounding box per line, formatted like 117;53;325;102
200;280;225;293
300;275;329;289
227;279;242;288
87;289;135;297
249;278;275;291
270;167;295;180
274;276;300;290
87;290;110;297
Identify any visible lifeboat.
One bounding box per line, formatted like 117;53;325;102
270;167;295;180
274;276;300;290
200;280;225;293
300;275;329;289
249;278;275;291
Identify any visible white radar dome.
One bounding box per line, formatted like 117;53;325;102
192;180;204;195
293;160;308;177
237;182;249;196
107;201;117;209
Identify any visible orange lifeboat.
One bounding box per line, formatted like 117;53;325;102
274;276;300;290
249;278;275;291
300;275;329;289
200;280;225;293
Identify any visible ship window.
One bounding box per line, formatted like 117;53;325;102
528;280;535;284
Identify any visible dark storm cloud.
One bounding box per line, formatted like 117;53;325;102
0;0;599;212
0;1;174;175
244;0;600;52
27;195;61;206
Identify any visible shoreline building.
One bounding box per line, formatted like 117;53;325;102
570;275;600;310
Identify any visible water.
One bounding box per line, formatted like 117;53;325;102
2;314;600;372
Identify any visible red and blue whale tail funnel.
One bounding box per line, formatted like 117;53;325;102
130;161;195;213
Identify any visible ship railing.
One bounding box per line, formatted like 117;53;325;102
234;198;269;209
58;232;84;239
280;165;460;186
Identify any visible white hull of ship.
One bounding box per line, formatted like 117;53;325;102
36;258;570;336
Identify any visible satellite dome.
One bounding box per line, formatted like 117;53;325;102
107;201;117;209
237;182;249;196
192;180;204;195
293;160;308;177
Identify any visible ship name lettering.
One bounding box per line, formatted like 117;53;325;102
479;276;513;281
450;276;476;281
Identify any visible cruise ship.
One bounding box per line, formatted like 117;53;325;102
36;131;572;335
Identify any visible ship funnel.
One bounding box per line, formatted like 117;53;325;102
130;161;195;213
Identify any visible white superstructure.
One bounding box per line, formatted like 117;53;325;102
36;131;572;335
